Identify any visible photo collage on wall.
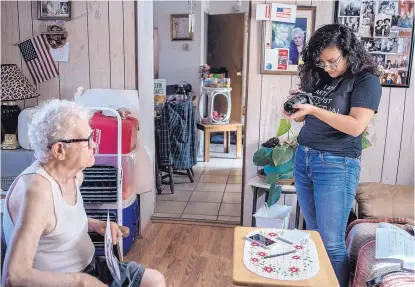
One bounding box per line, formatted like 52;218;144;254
336;0;414;87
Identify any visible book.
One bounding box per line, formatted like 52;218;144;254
376;224;414;271
277;229;311;244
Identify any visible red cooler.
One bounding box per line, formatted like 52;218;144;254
90;111;138;154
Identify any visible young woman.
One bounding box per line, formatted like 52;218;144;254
284;24;382;287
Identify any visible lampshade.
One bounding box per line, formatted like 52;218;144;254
1;64;39;101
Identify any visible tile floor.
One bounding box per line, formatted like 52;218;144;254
153;144;243;224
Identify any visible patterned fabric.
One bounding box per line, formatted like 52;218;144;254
1;65;39;101
346;219;415;287
243;229;319;280
156;101;197;170
352;240;414;287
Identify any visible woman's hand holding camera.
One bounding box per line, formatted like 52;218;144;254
283;90;314;122
286;104;316;121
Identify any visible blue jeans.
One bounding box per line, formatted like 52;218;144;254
293;145;360;287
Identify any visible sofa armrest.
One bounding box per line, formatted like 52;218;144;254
356;183;414;219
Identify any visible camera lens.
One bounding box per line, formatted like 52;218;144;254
284;101;295;114
283;93;312;115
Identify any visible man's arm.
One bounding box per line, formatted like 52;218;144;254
88;218;123;245
88;217;105;233
2;175;105;287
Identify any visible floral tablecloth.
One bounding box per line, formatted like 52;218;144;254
243;228;320;280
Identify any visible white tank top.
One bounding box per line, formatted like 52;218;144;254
3;161;95;273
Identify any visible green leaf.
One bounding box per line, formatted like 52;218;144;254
267;183;281;205
362;136;372;149
272;146;294;166
277;119;291;137
265;172;281;185
253;147;272;166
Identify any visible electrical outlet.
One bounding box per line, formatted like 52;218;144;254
183;44;190;51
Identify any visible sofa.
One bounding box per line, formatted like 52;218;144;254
346;182;415;287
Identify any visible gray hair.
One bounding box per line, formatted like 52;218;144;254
28;99;91;163
292;28;305;40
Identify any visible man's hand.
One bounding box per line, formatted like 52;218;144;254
90;219;123;245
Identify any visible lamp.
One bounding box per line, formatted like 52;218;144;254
1;64;39;149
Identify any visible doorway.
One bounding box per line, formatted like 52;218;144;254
152;2;248;225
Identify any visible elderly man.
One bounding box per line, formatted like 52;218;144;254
289;28;305;65
2;99;165;287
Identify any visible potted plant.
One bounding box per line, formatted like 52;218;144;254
253;119;372;204
253;119;296;204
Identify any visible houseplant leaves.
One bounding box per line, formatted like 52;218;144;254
271;146;294;166
267;183;282;206
253;147;272;166
362;130;372;149
277;119;291;137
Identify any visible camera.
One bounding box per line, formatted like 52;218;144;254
284;92;314;115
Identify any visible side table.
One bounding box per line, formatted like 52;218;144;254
248;176;302;229
232;227;339;286
196;121;243;162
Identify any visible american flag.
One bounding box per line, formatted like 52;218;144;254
276;7;291;18
18;35;59;84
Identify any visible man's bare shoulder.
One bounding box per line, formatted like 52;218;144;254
11;174;53;204
8;174;54;230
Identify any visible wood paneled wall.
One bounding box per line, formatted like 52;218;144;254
1;1;136;108
243;0;414;226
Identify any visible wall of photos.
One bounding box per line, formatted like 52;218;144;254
1;1;137;107
243;0;414;226
335;0;414;87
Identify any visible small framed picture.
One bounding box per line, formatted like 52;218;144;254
338;0;361;16
171;14;193;41
38;1;71;21
261;6;316;75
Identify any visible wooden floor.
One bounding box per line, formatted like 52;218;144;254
125;221;242;287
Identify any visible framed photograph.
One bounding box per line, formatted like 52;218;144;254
38;1;71;21
171;14;193;41
338;0;362;16
261;6;316;75
334;0;414;88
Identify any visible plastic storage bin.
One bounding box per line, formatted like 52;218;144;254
18;108;37;150
253;203;292;229
94;149;138;200
86;193;139;256
90;111;138;154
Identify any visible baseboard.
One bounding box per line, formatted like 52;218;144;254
151;217;240;228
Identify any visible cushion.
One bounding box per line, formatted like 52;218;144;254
356;183;414;219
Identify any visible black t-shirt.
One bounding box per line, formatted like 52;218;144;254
298;71;382;158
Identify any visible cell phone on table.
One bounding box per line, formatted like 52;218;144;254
245;233;277;249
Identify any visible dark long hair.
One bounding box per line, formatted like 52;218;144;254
299;24;379;92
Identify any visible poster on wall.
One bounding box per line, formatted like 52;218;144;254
261;6;316;75
154;79;166;107
334;0;414;88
